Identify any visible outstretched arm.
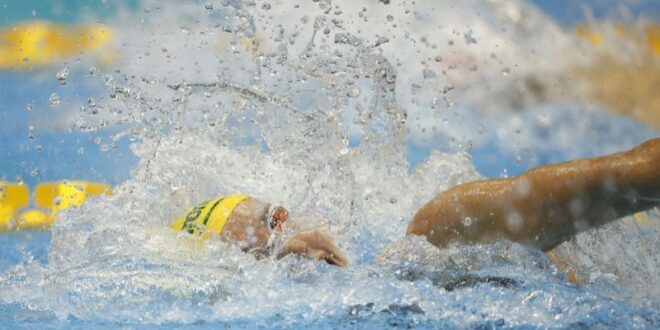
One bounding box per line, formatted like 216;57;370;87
407;138;660;251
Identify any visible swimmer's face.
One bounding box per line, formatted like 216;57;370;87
270;206;289;232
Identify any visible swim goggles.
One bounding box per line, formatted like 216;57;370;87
266;205;289;231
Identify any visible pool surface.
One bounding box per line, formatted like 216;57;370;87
1;1;659;329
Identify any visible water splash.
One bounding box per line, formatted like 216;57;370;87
1;0;659;328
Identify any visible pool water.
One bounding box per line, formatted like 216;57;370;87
1;0;659;329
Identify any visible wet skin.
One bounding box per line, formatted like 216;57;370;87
216;138;658;269
221;197;348;267
407;138;660;251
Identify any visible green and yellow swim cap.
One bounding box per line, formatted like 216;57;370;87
171;194;249;238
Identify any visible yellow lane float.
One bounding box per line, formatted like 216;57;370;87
571;22;660;129
0;182;30;231
34;181;112;211
0;181;112;232
0;21;114;70
575;22;660;56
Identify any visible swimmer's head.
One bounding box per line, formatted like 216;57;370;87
267;205;289;231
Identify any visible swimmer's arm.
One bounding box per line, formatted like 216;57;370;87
407;138;660;251
515;138;660;249
276;230;348;267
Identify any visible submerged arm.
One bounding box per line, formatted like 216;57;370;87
407;138;660;251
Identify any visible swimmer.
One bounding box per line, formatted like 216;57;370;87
173;138;658;271
172;194;348;267
407;138;660;251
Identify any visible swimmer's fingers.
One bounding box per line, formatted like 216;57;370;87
317;236;347;267
304;234;348;267
278;232;348;267
305;246;347;267
322;251;347;267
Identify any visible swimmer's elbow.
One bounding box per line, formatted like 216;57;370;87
406;215;428;237
405;221;417;236
405;225;415;236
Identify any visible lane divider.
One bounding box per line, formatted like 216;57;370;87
575;23;660;56
0;182;29;230
0;21;114;70
0;181;112;231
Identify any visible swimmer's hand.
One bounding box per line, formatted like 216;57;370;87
276;230;348;267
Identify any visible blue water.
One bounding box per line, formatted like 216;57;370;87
0;72;137;187
0;0;139;25
1;0;658;185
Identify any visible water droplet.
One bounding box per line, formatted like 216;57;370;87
204;2;213;10
26;103;34;112
347;88;361;98
374;36;389;47
462;217;472;227
506;212;523;231
56;67;70;85
501;68;510;76
422;69;436;79
49;93;61;108
463;30;477;44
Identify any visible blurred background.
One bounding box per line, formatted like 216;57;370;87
0;0;658;226
1;0;658;187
